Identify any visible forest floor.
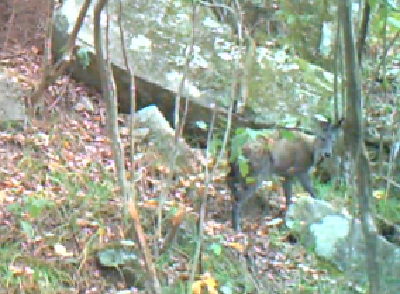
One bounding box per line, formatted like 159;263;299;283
0;1;362;293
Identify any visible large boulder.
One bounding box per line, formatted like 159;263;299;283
52;0;339;140
287;197;400;293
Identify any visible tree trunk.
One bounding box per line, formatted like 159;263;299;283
339;0;380;293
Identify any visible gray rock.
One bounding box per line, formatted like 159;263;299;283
52;0;340;135
0;67;26;122
133;105;205;172
287;196;400;293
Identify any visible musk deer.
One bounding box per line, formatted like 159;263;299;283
228;118;344;231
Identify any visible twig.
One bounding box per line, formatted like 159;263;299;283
117;0;137;204
29;0;92;111
188;104;217;292
128;202;162;294
3;0;16;51
175;3;197;140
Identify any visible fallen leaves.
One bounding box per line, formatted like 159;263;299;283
192;274;218;294
54;243;73;257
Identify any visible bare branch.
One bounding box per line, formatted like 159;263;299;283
30;0;92;111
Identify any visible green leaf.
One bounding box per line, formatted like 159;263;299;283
195;120;208;130
209;243;222;256
280;129;294;139
388;16;400;29
76;47;91;69
24;197;54;218
245;176;255;184
207;138;222;156
230;132;249;162
238;155;249;177
385;106;393;114
6;203;21;214
20;221;34;239
234;128;247;136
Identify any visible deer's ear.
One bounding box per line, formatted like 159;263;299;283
314;119;330;131
333;118;345;129
313;115;331;128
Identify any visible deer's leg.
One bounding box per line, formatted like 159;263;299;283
231;184;258;231
282;177;294;209
297;172;316;198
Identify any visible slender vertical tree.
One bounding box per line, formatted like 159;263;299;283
338;1;380;293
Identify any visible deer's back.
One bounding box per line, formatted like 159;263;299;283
270;134;315;176
230;132;316;187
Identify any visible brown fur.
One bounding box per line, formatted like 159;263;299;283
228;119;344;231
